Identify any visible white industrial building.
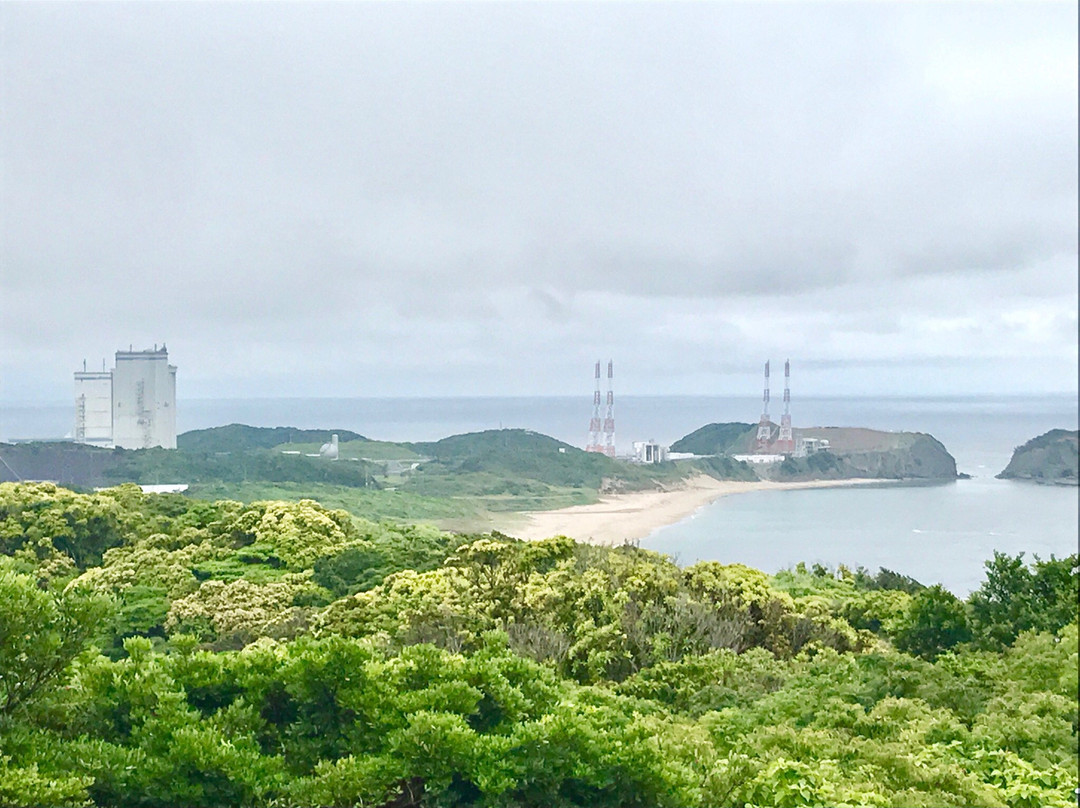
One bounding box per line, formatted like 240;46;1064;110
632;440;669;464
732;453;786;465
74;346;177;449
795;437;830;457
73;367;113;447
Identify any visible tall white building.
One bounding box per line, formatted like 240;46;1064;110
74;346;177;449
74;367;113;447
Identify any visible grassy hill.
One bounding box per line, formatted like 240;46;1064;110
270;438;422;463
178;424;366;452
409;429;633;489
670;422;755;455
398;429;696;507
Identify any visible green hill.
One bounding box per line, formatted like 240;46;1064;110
409;429;622;488
405;429;691;494
178;424;366;453
998;429;1079;485
670;422;755;455
275;438;421;462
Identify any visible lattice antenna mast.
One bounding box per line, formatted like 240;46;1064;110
602;360;616;457
586;360;603;452
777;359;794;454
755;360;772;452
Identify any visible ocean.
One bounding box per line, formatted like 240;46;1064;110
2;394;1076;594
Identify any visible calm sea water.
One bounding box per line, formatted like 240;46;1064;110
3;394;1076;594
644;478;1077;595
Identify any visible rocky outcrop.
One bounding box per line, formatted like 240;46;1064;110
669;422;960;482
997;429;1079;485
768;428;958;481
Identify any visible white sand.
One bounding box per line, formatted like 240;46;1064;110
507;475;882;545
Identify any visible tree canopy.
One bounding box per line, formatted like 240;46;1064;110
0;481;1075;807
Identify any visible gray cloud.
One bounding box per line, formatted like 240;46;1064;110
1;2;1076;400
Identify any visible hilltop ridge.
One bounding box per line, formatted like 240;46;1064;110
178;424;367;452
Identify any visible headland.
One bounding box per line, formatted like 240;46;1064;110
997;429;1079;485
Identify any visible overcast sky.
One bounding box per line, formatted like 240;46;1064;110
2;2;1076;401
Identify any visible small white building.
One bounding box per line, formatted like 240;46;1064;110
633;440;669;464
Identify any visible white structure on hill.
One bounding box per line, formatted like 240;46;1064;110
74;346;177;449
319;434;339;460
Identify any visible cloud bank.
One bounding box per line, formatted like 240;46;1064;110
2;3;1076;399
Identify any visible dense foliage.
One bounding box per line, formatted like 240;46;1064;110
0;482;1076;807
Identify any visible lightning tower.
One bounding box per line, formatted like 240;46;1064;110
776;359;794;454
602;360;616;457
586;361;604;453
755;360;772;452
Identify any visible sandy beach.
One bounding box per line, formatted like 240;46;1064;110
507;475;883;545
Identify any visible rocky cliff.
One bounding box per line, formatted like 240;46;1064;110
788;428;958;480
672;423;959;481
997;429;1079;485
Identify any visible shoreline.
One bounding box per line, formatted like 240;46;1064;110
505;475;884;545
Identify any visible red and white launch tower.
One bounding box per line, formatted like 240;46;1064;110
776;359;795;454
587;361;603;453
755;360;772;452
586;360;616;457
602;360;616;457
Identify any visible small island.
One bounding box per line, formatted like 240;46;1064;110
997;429;1079;485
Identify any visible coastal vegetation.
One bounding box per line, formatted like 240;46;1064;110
998;429;1079;485
0;427;758;530
1;420;957;536
0;481;1076;807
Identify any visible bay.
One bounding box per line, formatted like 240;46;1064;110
643;476;1077;596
